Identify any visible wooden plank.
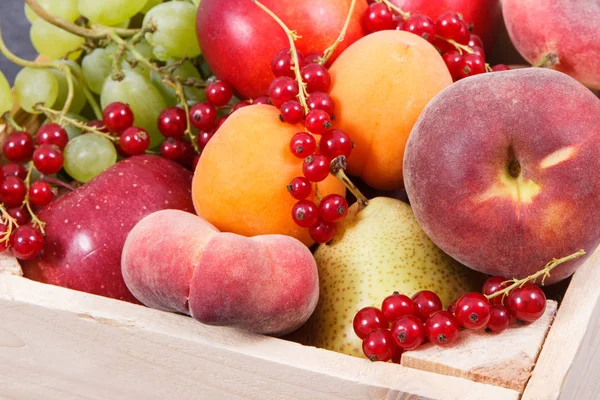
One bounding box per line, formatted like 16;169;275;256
0;251;21;277
0;272;519;400
522;247;600;400
403;301;557;392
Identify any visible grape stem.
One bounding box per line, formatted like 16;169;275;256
58;64;74;119
41;175;77;192
318;0;357;66
3;113;24;131
111;43;127;81
486;249;586;303
22;162;46;235
252;0;310;114
24;0;140;39
330;156;369;210
436;36;474;55
36;105;117;142
376;0;410;20
79;79;103;120
0;204;19;246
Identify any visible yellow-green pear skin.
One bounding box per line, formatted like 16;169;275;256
294;197;481;357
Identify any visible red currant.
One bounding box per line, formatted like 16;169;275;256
268;76;299;108
33;144;64;175
468;34;484;49
174;140;197;170
425;311;461;347
3;131;34;163
231;100;252;113
11;225;44;260
433;37;456;54
402;14;436;43
192;154;201;170
454;292;491;330
158;107;187;139
442;51;463;81
458;53;486;78
291;200;319;228
29;181;54;207
305;110;332;135
160;138;186;160
412;290;443;322
307;92;335;116
205;80;233;107
253;96;271;105
119;127;150;156
319;194;348;223
391;347;404;364
102;102;134;133
303;154;330;182
279;100;305;124
271;48;305;79
353;306;388;339
487;305;511;333
362;3;395;33
447;298;458;315
362;329;396;362
86;120;108;132
506;283;546;322
289;132;316;159
7;207;30;226
470;46;486;58
320;129;353;160
492;64;510;72
436;12;470;44
304;53;322;65
309;219;337;243
382;292;415;324
198;130;215;149
215;117;228;130
36;123;69;150
300;63;331;94
3;164;27;180
287;176;312;200
390;315;425;350
189;102;217;131
482;276;510;305
0;176;27;207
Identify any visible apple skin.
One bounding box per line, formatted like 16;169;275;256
21;155;195;303
403;68;600;284
391;0;501;50
196;0;367;99
502;0;600;90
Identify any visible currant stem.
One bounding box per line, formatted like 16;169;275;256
171;78;199;153
319;0;357;66
486;249;586;303
376;0;410;20
22;162;46;235
330;156;369;210
0;204;19;246
37;105;117;142
436;36;474;54
24;0;139;39
252;0;310;114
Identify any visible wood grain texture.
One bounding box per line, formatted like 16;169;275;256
523;247;600;400
403;301;557;392
0;267;519;400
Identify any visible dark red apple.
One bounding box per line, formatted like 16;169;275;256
196;0;367;99
21;155;194;303
391;0;501;50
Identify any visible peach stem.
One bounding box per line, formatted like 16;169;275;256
534;53;560;68
486;249;586;303
330;156;369;210
318;0;358;66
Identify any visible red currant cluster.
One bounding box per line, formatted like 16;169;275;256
265;48;355;244
362;2;509;80
354;276;547;363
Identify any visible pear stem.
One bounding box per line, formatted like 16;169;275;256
330;156;368;210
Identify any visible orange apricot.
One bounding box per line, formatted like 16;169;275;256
329;30;453;190
192;105;345;246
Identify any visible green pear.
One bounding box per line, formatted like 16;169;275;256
292;197;481;358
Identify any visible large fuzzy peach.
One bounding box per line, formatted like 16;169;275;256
192;105;345;246
329;30;453;190
122;209;319;336
403;69;600;284
502;0;600;90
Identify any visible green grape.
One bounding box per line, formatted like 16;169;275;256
30;20;85;60
192;0;201;6
25;0;79;23
141;0;162;14
43;113;88;140
150;59;206;106
77;0;146;26
82;48;112;94
0;70;13;117
101;69;166;147
50;62;87;114
64;134;117;183
14;68;58;114
103;41;153;79
110;19;130;29
143;2;201;61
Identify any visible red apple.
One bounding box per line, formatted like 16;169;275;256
403;68;600;284
391;0;501;50
21;156;195;303
196;0;367;99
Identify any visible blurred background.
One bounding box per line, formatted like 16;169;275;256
0;2;37;83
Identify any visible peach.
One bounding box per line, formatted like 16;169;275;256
192;105;345;246
122;209;319;336
403;68;600;284
329;30;453;190
502;0;600;90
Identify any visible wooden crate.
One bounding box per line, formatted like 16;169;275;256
1;247;599;400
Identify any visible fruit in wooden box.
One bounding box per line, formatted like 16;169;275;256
404;68;600;284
